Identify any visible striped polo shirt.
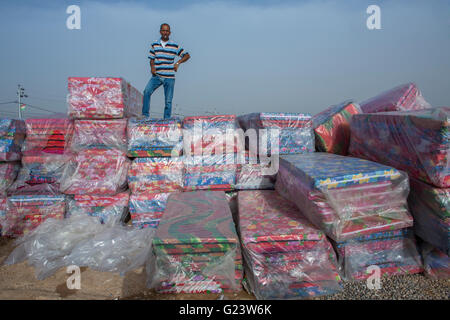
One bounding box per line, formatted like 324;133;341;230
148;39;188;79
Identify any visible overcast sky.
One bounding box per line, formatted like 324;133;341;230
0;0;449;118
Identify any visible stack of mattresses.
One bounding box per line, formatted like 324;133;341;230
183;154;237;191
60;148;130;195
128;157;184;194
237;190;342;299
359;82;431;113
147;191;242;294
128;192;171;229
408;178;449;255
0;195;6;235
275;153;414;242
0;162;20;193
238;112;314;155
331;229;423;280
349;107;449;188
235;152;275;190
71;119;127;151
0;119;25;161
420;242;450;279
67;192;130;225
312;101;361;155
127;118;183;157
67;77;143;119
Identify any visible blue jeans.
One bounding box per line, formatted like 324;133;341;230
142;75;175;119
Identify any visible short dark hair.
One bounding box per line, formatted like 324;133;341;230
160;23;170;30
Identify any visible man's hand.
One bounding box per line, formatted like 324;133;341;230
174;62;180;72
151;65;157;76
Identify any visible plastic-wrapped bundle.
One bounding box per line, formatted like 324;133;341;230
312;101;361;155
71;119;127;152
0;195;6;235
408;178;449;255
235;152;275;190
129;192;172;229
183;154;237;191
127;118;183;157
183;115;243;155
128;157;184;194
359;82;431;113
349;107;449;188
0;119;26;161
22;118;73;156
420;242;450;279
2;184;66;238
10;154;71;190
0;162;20;192
331;229;423;280
147;191;242;294
275;153;413;241
238;112;314;155
67;191;130;225
60;148;130;195
237;190;342;299
68;77;143;119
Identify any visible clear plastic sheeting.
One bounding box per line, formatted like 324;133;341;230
182;115;243;156
147;191;243;293
127;118;183;157
0;162;20;193
331;229;423;281
0;119;25;161
235;152;275;190
2;184;66;238
312;101;361;155
275;153;413;241
183;154;237;191
237;112;314;155
408;178;449;255
71;119;127;152
22;118;74;156
420;242;450;279
359;82;431;113
0;195;7;236
60;148;130;195
349;107;449;188
68;77;143;119
129;192;172;229
67;192;130;226
237;191;342;299
128;157;184;194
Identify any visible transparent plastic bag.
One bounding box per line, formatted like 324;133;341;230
420;242;450;279
71;119;127;152
60;148;130;195
275;153;413;241
359;82;431;113
235;152;275;190
127;117;183;157
129;192;172;229
68;77;143;119
0;161;20;193
332;229;423;280
0;118;26;161
238;112;314;155
349;107;449;188
312;100;361;155
128;157;184;194
147;191;242;293
237;190;342;299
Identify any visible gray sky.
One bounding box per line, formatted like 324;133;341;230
0;0;449;118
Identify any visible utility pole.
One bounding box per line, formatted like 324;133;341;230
17;84;27;119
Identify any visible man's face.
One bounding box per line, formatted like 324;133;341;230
160;25;171;41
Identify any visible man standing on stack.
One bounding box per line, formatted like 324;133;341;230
142;23;190;119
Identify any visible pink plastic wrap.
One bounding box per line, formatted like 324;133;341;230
128;157;184;194
22;118;74;156
68;77;143;119
275;153;414;241
359;82;431;113
128;192;172;229
0;119;26;161
237;190;342;299
349;107;449;188
0;162;20;193
71;119;127;152
60;149;130;195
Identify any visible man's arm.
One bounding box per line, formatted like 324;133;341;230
150;59;156;76
174;53;190;72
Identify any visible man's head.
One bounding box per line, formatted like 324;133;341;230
160;23;171;41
